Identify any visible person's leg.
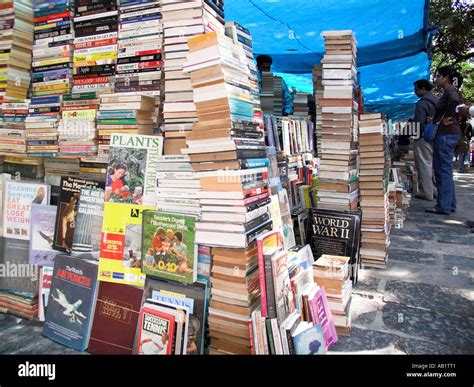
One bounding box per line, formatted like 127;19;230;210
416;139;435;200
436;134;460;213
433;136;444;211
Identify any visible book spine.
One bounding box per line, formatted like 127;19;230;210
264;253;277;319
247;318;255;355
286;329;296;355
257;239;267;318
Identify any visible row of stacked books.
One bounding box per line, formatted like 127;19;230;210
161;0;224;155
388;167;411;229
359;113;390;268
292;92;310;118
0;99;28;154
317;30;359;212
312;64;322;156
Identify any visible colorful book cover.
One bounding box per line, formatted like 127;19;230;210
3;180;50;240
53;176;104;253
309;287;338;351
43;255;98;352
0;173;12;236
293;324;326;355
136;306;176;355
98;202;154;287
271;251;295;324
0;237;39;294
142;210;197;285
105;133;163;206
38;266;53;322
71;187;104;260
143;277;208;355
29;204;57;267
88;282;144;355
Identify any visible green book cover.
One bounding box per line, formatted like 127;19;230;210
265;318;276;355
97;119;139;125
142;210;197;285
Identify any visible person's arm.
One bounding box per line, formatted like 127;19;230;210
282;80;293;115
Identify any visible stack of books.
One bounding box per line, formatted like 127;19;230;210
312;65;323;156
57;92;100;157
0;0;33;100
155;154;201;217
0;99;28;155
0;290;38;320
293;93;310;117
96;93;155;159
317;30;359;211
2;155;44;180
25;96;61;156
197;244;211;285
358;113;390;268
161;0;224;155
313;254;352;336
31;0;74;99
260;72;274;115
72;1;118;95
273;76;283;116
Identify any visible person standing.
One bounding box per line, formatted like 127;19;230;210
457;117;472;173
425;67;464;216
412;79;439;201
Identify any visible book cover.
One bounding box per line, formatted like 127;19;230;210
98;202;154;287
136;306;176;355
71;187;104;260
43;255;99;352
309;286;338;351
143;277;208;355
38;266;53;322
88;282;144;355
29;204;57;267
105;133;163;206
53;176;104;253
293;324;326;355
0;237;39;294
271;251;295;324
3;180;50;240
142;210;197;285
0;174;12;236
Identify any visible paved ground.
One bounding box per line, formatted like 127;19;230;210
0;171;472;355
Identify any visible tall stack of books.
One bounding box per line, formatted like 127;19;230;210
358;113;390;269
96;93;155;159
0;0;33;100
155;154;201;217
260;72;274;115
313;254;352;336
57;92;100;157
161;0;224;155
317;30;359;212
312;64;323;156
72;1;118;95
183;31;272;354
273;76;283;116
0;99;28;155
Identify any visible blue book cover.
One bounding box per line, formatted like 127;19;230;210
293;324;326;355
43;255;98;352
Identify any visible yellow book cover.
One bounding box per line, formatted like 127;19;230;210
32;57;70;67
98;202;154;287
74;52;117;64
62;109;96;119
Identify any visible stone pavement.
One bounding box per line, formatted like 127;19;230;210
0;172;472;355
332;170;474;354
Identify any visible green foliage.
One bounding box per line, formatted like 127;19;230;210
430;0;474;102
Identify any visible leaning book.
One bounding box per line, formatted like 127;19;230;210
142;211;198;285
29;204;58;267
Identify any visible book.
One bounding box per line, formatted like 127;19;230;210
292;323;326;355
142;210;197;285
136;306;176;355
43;254;99;351
88;282;144;354
29;204;57;266
271;251;295;324
98;202;154;287
38;266;54;322
3;180;50;240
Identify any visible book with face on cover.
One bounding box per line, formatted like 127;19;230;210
136;306;176;355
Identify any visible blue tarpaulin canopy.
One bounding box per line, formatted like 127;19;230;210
225;0;433;120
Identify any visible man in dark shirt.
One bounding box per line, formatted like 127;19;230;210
425;66;463;215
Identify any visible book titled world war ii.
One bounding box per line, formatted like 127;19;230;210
0;237;39;294
105;134;163;207
29;204;58;267
53;177;104;253
142;211;197;285
71;187;105;261
43;255;99;352
3;180;50;240
88;282;144;355
143;277;209;355
306;209;361;283
98;202;154;287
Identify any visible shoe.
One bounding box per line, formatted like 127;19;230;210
415;194;433;201
425;208;450;215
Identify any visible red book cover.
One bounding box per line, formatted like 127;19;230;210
88;282;143;354
136;307;175;355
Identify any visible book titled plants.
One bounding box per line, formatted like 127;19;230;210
142;210;197;285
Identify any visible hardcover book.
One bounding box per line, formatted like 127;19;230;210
71;187;105;260
271;251;295;324
142;210;197;285
53;176;104;253
29;204;58;266
88;282;144;354
98;202;154;287
3;180;50;240
293;323;326;355
38;266;54;322
43;255;99;352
